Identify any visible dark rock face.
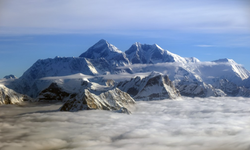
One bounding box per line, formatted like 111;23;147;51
60;97;89;112
127;87;138;97
37;83;76;102
4;95;12;104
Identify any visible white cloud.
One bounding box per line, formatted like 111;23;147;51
117;61;233;71
40;73;94;80
0;0;249;35
1;97;250;150
99;72;151;81
195;45;214;47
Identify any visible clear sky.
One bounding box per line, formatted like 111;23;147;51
0;0;249;78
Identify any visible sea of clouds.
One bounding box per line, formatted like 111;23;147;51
1;97;250;150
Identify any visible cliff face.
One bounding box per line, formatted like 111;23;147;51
37;83;76;102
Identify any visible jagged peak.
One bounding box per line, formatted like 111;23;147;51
127;42;164;53
80;39;122;58
94;39;108;46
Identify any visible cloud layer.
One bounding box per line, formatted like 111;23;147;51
1;97;250;150
0;0;249;35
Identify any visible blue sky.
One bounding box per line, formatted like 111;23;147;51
0;0;249;78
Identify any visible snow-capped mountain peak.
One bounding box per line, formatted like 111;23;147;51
126;42;183;64
79;39;123;59
213;58;236;64
212;58;250;80
79;39;130;67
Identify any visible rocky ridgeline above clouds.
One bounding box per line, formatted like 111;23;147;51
2;39;250;110
117;72;180;100
0;84;31;105
36;79;136;114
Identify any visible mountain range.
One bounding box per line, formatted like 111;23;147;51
1;39;250;111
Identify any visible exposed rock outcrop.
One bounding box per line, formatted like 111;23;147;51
176;80;226;97
0;84;32;105
117;72;180;100
60;88;135;114
37;83;76;102
212;79;250;97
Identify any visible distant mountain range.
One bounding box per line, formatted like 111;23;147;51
1;39;250;111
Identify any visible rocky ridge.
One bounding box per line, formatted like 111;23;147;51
60;88;135;114
117;72;181;100
0;84;31;105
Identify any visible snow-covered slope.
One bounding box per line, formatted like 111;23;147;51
117;72;180;100
8;57;106;97
0;84;31;105
175;80;226;97
80;39;130;67
126;59;250;86
199;58;250;84
125;42;195;65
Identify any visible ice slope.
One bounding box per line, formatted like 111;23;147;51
213;58;250;81
185;58;250;85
